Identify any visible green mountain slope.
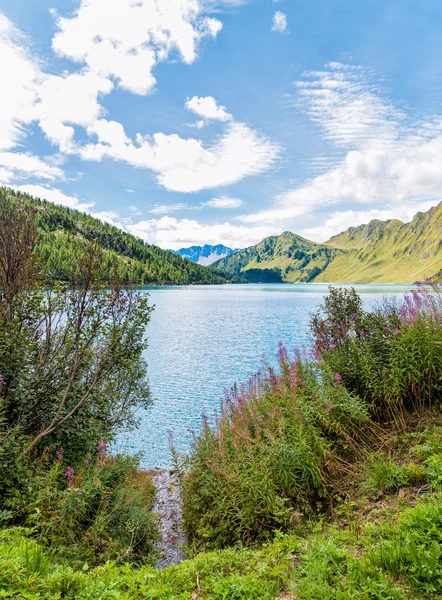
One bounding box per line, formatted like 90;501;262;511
319;202;442;283
214;202;442;284
2;188;233;286
213;231;344;282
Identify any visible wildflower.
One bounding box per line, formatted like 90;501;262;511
333;374;343;383
351;313;357;321
64;467;74;478
84;459;91;468
56;447;64;463
325;403;334;413
360;330;366;343
414;281;423;287
97;440;108;456
0;373;3;396
394;328;401;336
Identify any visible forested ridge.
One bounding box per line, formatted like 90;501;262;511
1;188;234;285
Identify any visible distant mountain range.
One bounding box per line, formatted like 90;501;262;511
213;202;442;284
173;244;238;266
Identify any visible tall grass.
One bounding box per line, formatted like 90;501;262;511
311;282;442;425
182;349;369;549
182;283;442;549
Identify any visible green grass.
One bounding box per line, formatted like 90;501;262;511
2;413;442;599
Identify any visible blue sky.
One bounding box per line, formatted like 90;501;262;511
1;0;442;249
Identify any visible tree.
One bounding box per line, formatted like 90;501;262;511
0;193;153;459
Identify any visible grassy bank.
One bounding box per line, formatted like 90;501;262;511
1;410;442;598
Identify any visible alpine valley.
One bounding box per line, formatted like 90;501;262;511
213;202;442;284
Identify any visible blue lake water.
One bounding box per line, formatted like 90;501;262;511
116;283;412;467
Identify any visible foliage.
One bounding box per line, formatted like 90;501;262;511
22;449;157;566
311;283;442;424
1;187;236;285
0;194;153;460
4;479;442;598
181;347;369;549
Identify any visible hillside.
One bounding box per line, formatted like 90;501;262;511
320;202;442;283
173;244;237;266
2;188;233;286
213;231;343;282
214;203;442;284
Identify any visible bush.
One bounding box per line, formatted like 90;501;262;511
311;283;442;424
182;348;369;549
2;442;157;566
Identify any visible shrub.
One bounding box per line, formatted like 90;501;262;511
7;444;158;566
182;348;369;549
311;283;442;425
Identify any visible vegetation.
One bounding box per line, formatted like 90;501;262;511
2;418;442;598
0;194;158;566
180;283;442;552
1;187;235;286
213;231;343;282
1;191;442;598
214;202;442;283
319;202;442;283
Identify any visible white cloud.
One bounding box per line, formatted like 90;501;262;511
125;189;135;193
36;71;113;152
185;96;232;122
0;9;279;197
127;216;281;250
188;119;206;129
240;62;442;226
0;14;39;151
0;152;63;183
79;119;280;192
271;11;287;33
51;0;223;95
203;196;243;208
150;203;190;214
12;184;94;211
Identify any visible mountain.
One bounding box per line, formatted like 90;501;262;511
213;231;343;282
173;244;238;266
319;202;442;283
1;188;234;286
213;202;442;284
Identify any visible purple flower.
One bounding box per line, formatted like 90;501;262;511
413;281;423;287
56;447;64;463
98;440;108;456
325;403;334;413
0;373;4;397
84;459;91;468
64;467;74;478
333;374;343;383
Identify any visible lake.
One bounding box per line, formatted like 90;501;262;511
116;283;412;467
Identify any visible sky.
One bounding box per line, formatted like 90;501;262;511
1;0;442;250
